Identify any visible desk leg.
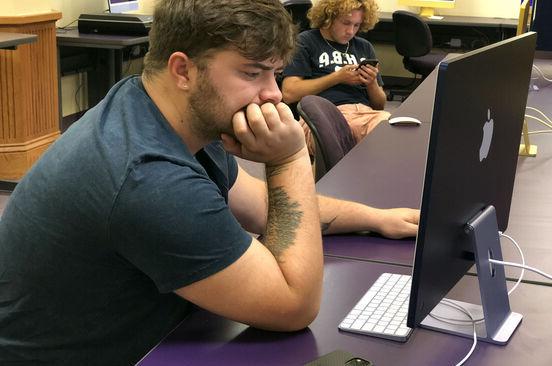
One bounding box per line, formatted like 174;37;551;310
106;49;124;86
115;49;123;80
90;49;123;105
107;49;116;87
0;180;17;193
87;49;111;109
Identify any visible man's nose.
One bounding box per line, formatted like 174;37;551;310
258;74;283;104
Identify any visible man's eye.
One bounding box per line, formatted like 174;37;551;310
243;72;259;78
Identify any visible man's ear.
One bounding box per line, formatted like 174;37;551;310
167;52;195;91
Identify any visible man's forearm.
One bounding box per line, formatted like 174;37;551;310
366;84;387;110
318;195;381;235
282;74;340;104
263;149;323;296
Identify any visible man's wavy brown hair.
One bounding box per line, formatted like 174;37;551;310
307;0;379;33
143;0;297;76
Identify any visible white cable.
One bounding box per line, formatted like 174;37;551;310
528;130;552;135
532;64;552;82
526;107;552;122
499;232;525;296
429;312;480;325
524;113;552;130
434;300;477;366
489;259;552;280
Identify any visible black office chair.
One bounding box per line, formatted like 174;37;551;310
388;10;445;100
297;95;356;182
282;0;312;33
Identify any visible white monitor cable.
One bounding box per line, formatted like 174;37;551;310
532;64;552;82
488;259;552;281
524;107;552;135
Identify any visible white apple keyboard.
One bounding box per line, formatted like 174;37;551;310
388;116;421;126
338;273;413;342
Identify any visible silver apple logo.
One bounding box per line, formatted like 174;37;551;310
479;109;494;162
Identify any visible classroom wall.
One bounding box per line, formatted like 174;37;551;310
2;0;522;117
1;0;53;16
377;0;519;19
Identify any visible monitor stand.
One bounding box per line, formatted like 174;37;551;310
419;205;523;345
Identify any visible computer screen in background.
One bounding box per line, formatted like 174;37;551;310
108;0;139;14
398;0;455;18
408;32;537;344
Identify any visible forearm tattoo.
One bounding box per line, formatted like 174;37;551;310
265;164;287;179
265;186;303;261
321;216;337;234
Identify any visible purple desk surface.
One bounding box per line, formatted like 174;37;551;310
315;120;429;266
504;55;552;282
316;122;429;210
138;257;552;366
323;234;414;266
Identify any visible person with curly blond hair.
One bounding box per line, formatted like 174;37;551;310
282;0;390;153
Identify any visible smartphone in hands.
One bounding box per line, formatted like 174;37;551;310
356;58;379;70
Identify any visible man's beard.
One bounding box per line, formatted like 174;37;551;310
187;70;236;142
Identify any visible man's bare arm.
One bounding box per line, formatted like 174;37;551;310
318;195;419;239
176;103;323;331
230;168;419;240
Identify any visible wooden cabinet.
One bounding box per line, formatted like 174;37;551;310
0;12;62;181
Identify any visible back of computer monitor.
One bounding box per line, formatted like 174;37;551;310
407;32;537;329
108;0;139;13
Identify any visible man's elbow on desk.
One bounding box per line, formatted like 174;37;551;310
250;301;320;332
174;240;323;333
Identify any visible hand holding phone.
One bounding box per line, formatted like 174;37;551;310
356;59;379;70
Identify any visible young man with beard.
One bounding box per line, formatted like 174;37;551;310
282;0;389;153
0;0;418;364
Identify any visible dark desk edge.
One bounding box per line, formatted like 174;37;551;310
56;28;149;48
0;32;37;50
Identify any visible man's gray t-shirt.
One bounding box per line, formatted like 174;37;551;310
0;76;252;365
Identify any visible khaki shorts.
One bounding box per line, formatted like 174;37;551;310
299;103;391;156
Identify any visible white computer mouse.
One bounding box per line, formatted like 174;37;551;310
388;116;422;126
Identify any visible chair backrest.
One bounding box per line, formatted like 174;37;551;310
283;1;312;33
297;95;356;181
393;10;433;58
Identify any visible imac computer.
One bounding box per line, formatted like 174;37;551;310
108;0;140;13
407;31;537;344
399;0;455;18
